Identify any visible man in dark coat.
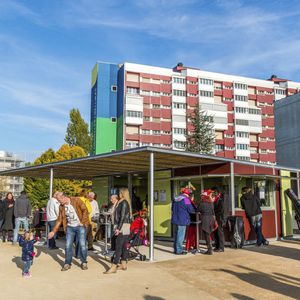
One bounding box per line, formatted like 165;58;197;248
240;186;269;246
211;187;225;252
171;188;195;255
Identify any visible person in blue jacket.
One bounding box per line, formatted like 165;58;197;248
171;188;195;255
18;231;38;278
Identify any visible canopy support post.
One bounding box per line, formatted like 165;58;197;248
47;168;54;247
230;162;235;216
149;152;154;262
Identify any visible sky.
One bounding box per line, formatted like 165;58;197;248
1;0;300;162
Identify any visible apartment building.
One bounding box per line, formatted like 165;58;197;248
0;150;24;197
91;62;300;164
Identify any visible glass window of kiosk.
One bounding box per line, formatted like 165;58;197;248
235;178;275;209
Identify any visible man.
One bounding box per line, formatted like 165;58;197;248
46;191;60;249
211;187;225;253
240;186;269;247
13;191;31;244
171;188;195;255
48;192;90;271
87;191;99;250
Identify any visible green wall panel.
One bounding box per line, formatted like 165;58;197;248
95;118;117;154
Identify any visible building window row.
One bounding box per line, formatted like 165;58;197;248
126;110;143;118
215;144;224;152
173;77;186;84
173;128;187;135
236;131;249;138
235;107;261;114
200;78;214;85
200;90;214;97
236;156;250;161
127;87;140;94
237;144;249;150
234;83;247;90
173;103;187;109
275;89;286;95
236;119;249;126
174;141;186;149
173;89;187;97
234;95;248;102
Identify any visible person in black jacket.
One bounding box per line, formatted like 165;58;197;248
0;196;5;231
104;187;132;274
2;192;15;242
211;187;225;252
240;186;269;246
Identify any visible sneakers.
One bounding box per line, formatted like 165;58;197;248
81;263;88;270
22;272;31;278
213;248;224;253
61;264;71;271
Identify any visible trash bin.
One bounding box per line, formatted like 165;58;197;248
227;216;245;248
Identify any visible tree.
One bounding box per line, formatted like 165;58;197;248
65;108;92;154
24;144;90;208
185;103;215;154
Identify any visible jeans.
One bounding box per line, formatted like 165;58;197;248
13;217;29;243
173;225;187;254
65;226;87;265
23;260;32;273
250;214;266;245
112;234;129;264
48;220;57;248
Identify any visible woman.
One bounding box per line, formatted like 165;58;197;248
199;189;217;255
104;187;132;274
2;192;15;242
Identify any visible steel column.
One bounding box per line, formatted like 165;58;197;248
149;152;154;262
230;162;235;216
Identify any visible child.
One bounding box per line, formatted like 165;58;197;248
18;232;38;278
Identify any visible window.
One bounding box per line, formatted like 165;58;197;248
152;117;161;123
236;131;249;138
275;89;286;95
173;103;187;109
162;105;171;109
215;144;224;152
127;73;139;82
111;85;117;92
234;95;248;102
142;129;150;135
234;83;247;90
144;116;150;121
215;131;224;139
173;89;187;97
141;77;151;83
253;180;275;207
173;77;186;84
126;141;139;148
126;110;142;118
153;130;160;135
142;142;150;146
162;92;171;96
236;119;249;126
237;144;249;150
152;91;160;97
236;156;250;161
127;87;139;94
152;78;160;84
223;97;233;102
141;90;151;96
173;128;187;135
162;80;171;84
162;131;171;135
200;78;213;85
126;126;139;134
174;141;186;149
200;90;213;97
152;104;160;109
235;107;248;114
111;117;117;123
249;108;261;115
153;143;161;147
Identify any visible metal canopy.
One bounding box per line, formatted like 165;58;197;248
0;146;299;180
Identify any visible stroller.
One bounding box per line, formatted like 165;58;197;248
127;210;148;261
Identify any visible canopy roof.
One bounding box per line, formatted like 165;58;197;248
0;147;299;180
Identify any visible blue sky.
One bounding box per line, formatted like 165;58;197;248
1;0;300;161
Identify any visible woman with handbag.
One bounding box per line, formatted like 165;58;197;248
104;187;132;274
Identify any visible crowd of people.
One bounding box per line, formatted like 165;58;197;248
1;184;268;278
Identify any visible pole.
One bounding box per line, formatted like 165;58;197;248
230;162;235;216
47;168;54;246
149;152;154;262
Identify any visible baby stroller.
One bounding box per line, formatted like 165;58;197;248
127;210;148;261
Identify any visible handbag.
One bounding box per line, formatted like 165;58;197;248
121;223;131;235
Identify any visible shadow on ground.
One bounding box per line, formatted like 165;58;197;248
216;264;300;299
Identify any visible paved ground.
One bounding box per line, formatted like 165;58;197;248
0;239;300;300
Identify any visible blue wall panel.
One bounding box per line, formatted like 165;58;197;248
117;65;124;118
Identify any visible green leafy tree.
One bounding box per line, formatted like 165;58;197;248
24;144;90;208
65;108;92;154
185;103;215;154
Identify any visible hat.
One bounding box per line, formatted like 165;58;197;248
110;188;119;196
181;187;192;195
201;189;213;201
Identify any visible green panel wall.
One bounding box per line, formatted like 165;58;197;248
95;117;117;154
153;171;172;237
280;170;293;236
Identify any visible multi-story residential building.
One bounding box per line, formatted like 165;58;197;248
0;151;24;197
275;93;300;169
91;62;300;164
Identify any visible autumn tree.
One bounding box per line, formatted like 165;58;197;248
24;144;90;208
65;108;92;154
185;103;215;154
